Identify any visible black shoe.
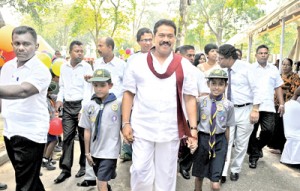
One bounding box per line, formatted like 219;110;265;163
54;172;71;184
249;160;257;169
77;180;96;187
221;176;226;183
75;168;85;178
0;183;7;190
107;184;112;191
230;172;239;181
179;167;190;179
259;150;263;158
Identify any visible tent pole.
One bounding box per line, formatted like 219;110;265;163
247;35;253;63
279;17;285;72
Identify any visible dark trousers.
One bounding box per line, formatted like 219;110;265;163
178;138;193;171
248;111;275;161
4;136;45;191
59;101;85;174
268;106;286;152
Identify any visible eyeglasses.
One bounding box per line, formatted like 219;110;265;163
257;52;269;55
140;39;152;43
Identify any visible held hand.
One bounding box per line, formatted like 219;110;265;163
55;101;63;113
122;124;134;144
187;136;198;154
250;110;259;124
278;105;285;117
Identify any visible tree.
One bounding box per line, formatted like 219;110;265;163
176;0;188;47
193;0;263;45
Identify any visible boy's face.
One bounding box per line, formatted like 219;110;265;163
92;81;113;99
207;78;227;97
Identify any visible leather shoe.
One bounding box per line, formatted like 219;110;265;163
77;180;96;187
179;167;190;179
249;160;257;169
230;172;239;181
221;176;226;183
54;172;71;184
0;183;7;190
75;168;85;178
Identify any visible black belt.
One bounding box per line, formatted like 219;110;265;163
64;100;82;104
234;103;252;107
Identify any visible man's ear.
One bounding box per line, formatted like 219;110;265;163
35;43;39;51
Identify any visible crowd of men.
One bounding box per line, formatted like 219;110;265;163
0;18;293;191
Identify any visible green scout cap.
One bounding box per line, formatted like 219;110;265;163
207;69;228;79
88;69;111;82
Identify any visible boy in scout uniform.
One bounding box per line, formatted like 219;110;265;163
192;69;235;191
79;69;121;191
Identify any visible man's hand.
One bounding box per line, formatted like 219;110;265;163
278;105;285;117
122;124;134;144
250;110;259;124
84;75;92;82
86;154;95;166
55;101;63;112
187;136;198;154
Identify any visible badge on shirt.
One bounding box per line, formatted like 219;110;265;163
217;103;223;111
218;111;226;123
111;103;118;111
201;113;207;120
202;99;207;107
88;105;95;115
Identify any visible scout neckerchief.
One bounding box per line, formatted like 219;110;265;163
92;93;117;142
146;49;191;138
209;94;224;159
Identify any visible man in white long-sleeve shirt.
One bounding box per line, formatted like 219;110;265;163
218;44;261;183
54;40;93;184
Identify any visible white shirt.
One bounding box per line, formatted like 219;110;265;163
251;62;283;112
57;60;93;106
123;52;198;142
194;66;210;95
0;56;51;143
230;59;261;105
93;56;126;100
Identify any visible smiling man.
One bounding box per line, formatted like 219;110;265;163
122;19;198;191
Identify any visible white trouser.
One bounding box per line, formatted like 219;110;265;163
222;105;254;176
85;159;97;180
130;137;180;191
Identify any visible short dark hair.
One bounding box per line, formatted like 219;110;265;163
92;79;112;85
294;61;300;72
218;44;238;59
179;45;195;55
175;46;181;53
69;40;83;52
236;49;242;56
136;28;153;42
12;26;37;43
256;44;269;53
283;58;293;67
105;37;115;51
153;19;177;35
204;43;218;55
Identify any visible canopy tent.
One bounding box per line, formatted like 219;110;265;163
226;0;300;64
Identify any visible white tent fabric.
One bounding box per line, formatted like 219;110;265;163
281;100;300;164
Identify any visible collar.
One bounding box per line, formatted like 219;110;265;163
91;93;117;105
66;60;85;68
14;55;38;69
254;61;272;69
98;55;118;66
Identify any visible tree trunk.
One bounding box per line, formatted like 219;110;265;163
0;11;5;28
176;0;187;48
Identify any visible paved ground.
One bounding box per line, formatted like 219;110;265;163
0;141;299;191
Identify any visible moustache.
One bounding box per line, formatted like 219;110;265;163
159;41;171;46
